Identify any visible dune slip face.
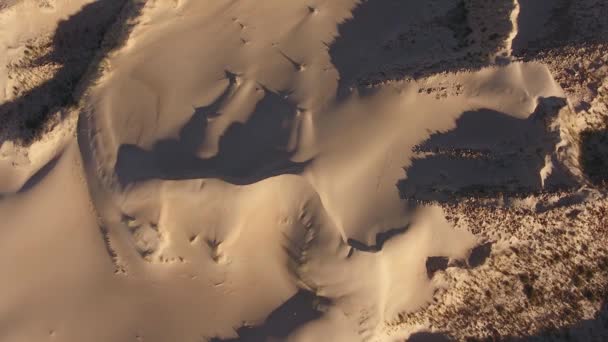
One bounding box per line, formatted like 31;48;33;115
1;0;607;341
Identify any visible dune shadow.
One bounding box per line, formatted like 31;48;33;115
115;84;310;186
512;300;608;341
579;129;608;187
405;299;608;341
513;0;608;57
0;0;136;144
210;290;328;342
329;0;514;99
17;153;61;193
408;332;453;342
397;97;575;203
330;0;607;97
347;225;409;254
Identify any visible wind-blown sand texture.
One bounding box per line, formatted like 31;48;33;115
1;0;607;341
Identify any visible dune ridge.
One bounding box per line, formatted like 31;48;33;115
1;0;607;341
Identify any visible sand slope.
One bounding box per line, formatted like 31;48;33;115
0;0;606;341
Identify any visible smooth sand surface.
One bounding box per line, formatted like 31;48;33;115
1;0;606;341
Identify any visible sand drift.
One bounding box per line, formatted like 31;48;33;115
1;0;604;341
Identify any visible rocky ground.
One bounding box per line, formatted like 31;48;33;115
1;0;607;341
395;189;608;341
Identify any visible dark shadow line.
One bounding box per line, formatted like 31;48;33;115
114;84;312;187
347;225;409;253
210;290;329;342
17;152;62;193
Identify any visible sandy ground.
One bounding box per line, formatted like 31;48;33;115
0;0;607;341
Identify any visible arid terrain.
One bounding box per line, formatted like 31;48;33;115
0;0;607;341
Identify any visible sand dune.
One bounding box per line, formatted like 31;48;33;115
1;0;607;341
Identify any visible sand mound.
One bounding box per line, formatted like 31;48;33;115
1;0;606;341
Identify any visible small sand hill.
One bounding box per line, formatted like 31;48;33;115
0;0;604;341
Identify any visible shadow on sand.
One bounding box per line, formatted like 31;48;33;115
330;0;608;99
404;299;608;341
114;77;310;186
210;290;328;342
397;97;575;204
329;0;512;99
513;0;608;57
397;98;576;202
580;129;608;187
0;0;136;144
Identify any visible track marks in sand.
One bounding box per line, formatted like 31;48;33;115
206;237;229;265
120;210;190;266
99;223;127;275
121;214;162;261
283;200;325;291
